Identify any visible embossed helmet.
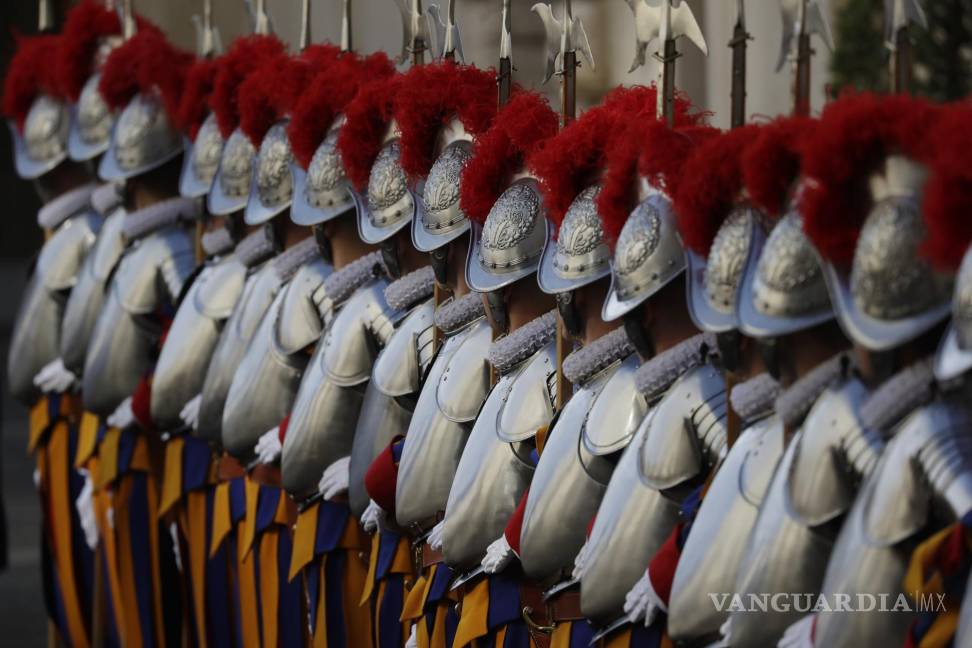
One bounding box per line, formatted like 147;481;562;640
459;91;559;293
176;57;223;198
802;94;950;352
3;34;69;180
289;52;395;226
207;35;286;216
736;116;833;338
97;28;193;182
674;124;769;333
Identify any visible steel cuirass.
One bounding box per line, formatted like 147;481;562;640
347;266;437;517
813;398;972;647
279;252;390;500
221;237;331;461
82;200;199;415
519;327;642;584
394;293;491;531
956;574;972;648
8;208;100;404
441;311;558;571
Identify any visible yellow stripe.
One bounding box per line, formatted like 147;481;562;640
313;555;329;648
289;502;319;582
344;542;373;648
115;476;144;648
452;578;489;648
920;609;960;648
391;536;414;574
95;427;121;489
146;474;168;648
74;412;100;467
550;622;572;648
94;486;127;645
186;490;209;648
210;481;232;558
236;522;261;646
375;579;387;648
603;627;632;648
28;397;50;452
361;533;381;606
158;438;185;518
429;601;449;648
241;475;260;559
260;530;281;648
401;566;433;622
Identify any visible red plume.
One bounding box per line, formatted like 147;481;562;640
288;51;394;169
209;35;286;138
459;91;559;225
674;124;762;257
337;74;402;192
741;116;815;218
394;62;497;181
3;35;63;131
56;0;122;101
177;58;218;140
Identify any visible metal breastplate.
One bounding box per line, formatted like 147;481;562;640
519;364;619;584
395;317;491;530
8;212;99;404
197;262;281;443
815;401;972;647
150;255;248;430
82;225;195;415
955;575;972;648
441;341;555;571
280;279;391;500
666;415;785;642
221;259;332;462
348;299;436;517
582;354;648;456
60;207;126;374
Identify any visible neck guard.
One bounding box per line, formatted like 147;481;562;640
384;265;436;311
235;226;278;268
775;351;849;428
91;182;123;215
37;182;97;229
730;373;781;423
635;332;716;401
122;196;201;242
201;227;236;258
272;236;321;283
322;250;385;307
563;326;635;386
859;355;936;432
489;310;558;375
434;292;486;335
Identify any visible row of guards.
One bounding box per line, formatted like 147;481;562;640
4;0;972;647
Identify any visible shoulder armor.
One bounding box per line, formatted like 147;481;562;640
582;353;648;456
114;226;194;314
194;256;248;320
785;377;870;526
437;318;492;422
274;258;332;355
738;414;786;505
637;363;727;490
229;261;283;342
89;207;127;281
320;279;390;387
372;299;436;397
495;341;557;443
37;212;99;291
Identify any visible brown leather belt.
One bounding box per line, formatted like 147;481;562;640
217;453;246;480
422;544;444;568
249;462;282;488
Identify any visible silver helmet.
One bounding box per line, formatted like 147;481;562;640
208;127;257;216
68;73;117;162
602;190;686;321
10;94;70;180
179;112;226;198
355;128;416;245
412;117;474;253
465;177;549;293
936;243;972;381
537;186;612;294
821;156;951;351
98;90;184;182
291;119;354;226
244;120;294;225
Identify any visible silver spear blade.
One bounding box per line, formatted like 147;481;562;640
192;0;222;57
884;0;927;49
776;0;834;72
427;1;464;62
530;2;594;85
625;0;707;74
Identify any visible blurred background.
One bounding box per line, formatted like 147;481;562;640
0;0;968;641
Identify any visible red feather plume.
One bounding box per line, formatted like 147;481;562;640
288;52;394;170
336;74;402;192
393;62;497;181
209;35;286;138
674;124;762;257
459;91;559;225
177;58;218;140
56;0;122;101
741;116;815;218
799;92;940;267
3;35;63;130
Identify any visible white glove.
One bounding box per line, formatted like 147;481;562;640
179;394;202;430
778;614;815;648
571;540;590;580
318;456;351;500
33;358;78;394
254;427;282;464
169;523;183;572
106;396;135;429
361;499;384;533
624;569;666;627
405;624;418;648
33;468;41;490
427;520;445;551
714;617;734;647
75;469;99;550
482;535;514;574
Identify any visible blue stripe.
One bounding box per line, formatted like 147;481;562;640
128;473;155;648
315;500;351;555
486;571;522;631
229;478;247;523
427;563;454;606
569;620;595;647
375;531;401;581
377;574;404;648
325;551;348;647
205;487;233;648
182;437;212;493
306;561;321;636
277;530;304;647
254;486;279;535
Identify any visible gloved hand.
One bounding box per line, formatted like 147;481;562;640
427;520;445;551
361;499;384;533
106;396;135;429
571;540;590;580
169;523;183;572
33;358;78;394
254;427;282;464
180;394;202;430
318;456;351;500
778;614;815;648
715;617;734;647
405;624;418;648
75;469;99;550
624;569;666;627
481;535;514;574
